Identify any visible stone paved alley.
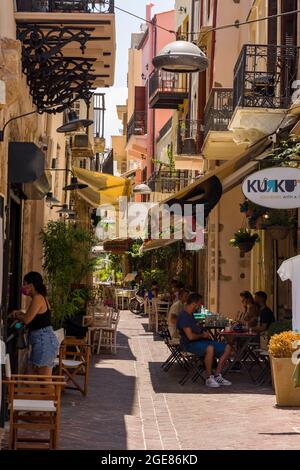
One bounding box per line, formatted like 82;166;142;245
56;310;300;450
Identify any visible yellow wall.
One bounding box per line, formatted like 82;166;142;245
207;185;251;318
112;134;127;174
127;48;142;120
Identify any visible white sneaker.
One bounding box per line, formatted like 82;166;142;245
206;376;220;388
214;374;232;386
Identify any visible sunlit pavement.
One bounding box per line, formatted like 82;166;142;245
54;310;300;450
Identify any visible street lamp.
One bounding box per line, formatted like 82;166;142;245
56;110;94;133
45;192;60;205
63;176;88;191
133;183;152;195
56;204;76;216
153;40;209;73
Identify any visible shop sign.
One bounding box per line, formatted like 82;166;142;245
242;167;300;209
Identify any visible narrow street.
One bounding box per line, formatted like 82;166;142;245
57;311;300;451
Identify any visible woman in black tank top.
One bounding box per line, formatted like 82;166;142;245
11;272;59;376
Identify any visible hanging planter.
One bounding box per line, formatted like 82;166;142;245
263;209;297;241
267;226;290;241
229;229;260;255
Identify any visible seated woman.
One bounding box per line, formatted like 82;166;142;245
177;293;232;388
239;291;259;328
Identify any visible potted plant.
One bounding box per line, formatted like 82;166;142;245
269;331;300;406
263;210;297;240
240;199;267;228
229;228;260;254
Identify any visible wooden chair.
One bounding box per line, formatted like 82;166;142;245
96;310;120;355
55;337;91;396
4;371;65;450
147;299;158;332
86;309;114;353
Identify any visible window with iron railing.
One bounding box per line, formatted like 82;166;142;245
233;44;299;110
203;88;233;138
177;120;203;156
126;112;147;142
148;170;196;194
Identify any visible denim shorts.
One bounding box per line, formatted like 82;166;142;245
28;326;59;368
186;340;226;358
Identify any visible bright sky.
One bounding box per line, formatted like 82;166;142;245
98;0;175;147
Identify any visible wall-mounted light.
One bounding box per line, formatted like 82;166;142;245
56;110;93;133
63;176;88;191
45;192;60;205
56;204;76;216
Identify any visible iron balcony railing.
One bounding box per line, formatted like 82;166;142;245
126;111;147;142
16;0;115;13
149;70;188;100
233;44;299;110
204;88;233;138
177;120;203;156
148;170;195;194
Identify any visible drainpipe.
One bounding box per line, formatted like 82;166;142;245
209;0;218;91
214;200;220;314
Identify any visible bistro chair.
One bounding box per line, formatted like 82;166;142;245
54;333;91;396
156;300;170;333
96;310;120;355
86;308;114;353
3;359;65;450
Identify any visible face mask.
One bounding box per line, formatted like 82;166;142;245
21;286;30;296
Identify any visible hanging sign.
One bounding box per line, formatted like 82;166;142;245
242;167;300;209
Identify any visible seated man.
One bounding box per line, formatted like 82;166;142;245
253;291;275;334
177;293;232;388
167;289;189;339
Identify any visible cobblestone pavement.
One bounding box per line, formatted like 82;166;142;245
57;310;300;450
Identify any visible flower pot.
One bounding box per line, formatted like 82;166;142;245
237;240;255;253
267;225;289;240
270;356;300;407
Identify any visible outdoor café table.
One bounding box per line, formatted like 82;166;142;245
205;326;226;341
220;331;259;375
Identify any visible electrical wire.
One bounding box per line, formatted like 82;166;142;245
101;2;300;40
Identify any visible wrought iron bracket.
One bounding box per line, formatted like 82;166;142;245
17;24;97;113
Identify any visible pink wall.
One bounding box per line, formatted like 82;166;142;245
140;7;175;178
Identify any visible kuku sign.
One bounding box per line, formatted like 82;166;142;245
242;167;300;209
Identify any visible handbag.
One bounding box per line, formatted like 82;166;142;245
16;326;28;350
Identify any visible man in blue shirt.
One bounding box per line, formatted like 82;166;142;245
177;293;232;388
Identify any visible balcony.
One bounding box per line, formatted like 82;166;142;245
148;170;196;202
126;112;147;142
176;120;202;156
202;88;246;160
15;0;116;113
230;44;300;144
149;70;188;109
16;1;114;13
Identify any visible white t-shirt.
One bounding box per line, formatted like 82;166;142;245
167;300;184;338
278;256;300;331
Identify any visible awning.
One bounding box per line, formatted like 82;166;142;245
74;168;132;208
103;238;134;253
8;142;51;200
142;137;272;252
